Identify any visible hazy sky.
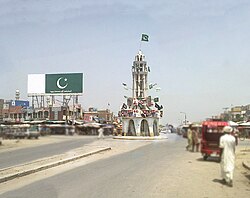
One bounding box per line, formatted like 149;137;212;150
1;0;250;125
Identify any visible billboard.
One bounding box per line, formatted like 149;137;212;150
27;74;45;94
7;100;29;107
28;73;84;95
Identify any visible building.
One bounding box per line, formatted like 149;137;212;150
219;104;250;122
97;109;113;124
83;108;113;124
0;97;82;122
83;108;98;122
1;100;30;122
0;99;4;121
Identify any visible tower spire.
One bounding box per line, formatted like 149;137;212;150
132;50;149;99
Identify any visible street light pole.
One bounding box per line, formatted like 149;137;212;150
180;112;187;125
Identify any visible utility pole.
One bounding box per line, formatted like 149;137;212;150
180;112;187;125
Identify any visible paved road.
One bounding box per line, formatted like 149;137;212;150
0;136;97;169
1;134;249;198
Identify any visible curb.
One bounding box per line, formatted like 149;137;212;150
113;136;168;140
242;161;250;171
0;147;111;183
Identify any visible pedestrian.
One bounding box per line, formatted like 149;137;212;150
232;128;239;146
192;128;200;152
219;126;236;187
186;125;193;151
98;125;105;139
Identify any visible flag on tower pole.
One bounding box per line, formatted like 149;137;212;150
141;34;149;42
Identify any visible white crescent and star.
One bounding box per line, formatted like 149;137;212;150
56;77;68;89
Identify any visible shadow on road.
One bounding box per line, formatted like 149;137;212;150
196;157;220;163
244;173;250;181
212;178;225;185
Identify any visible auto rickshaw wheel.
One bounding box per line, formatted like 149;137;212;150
203;155;208;160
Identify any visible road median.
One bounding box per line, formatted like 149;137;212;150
0;146;111;183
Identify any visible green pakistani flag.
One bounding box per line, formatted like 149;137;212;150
141;34;149;42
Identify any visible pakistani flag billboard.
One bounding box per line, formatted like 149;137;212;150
46;73;83;94
28;73;84;95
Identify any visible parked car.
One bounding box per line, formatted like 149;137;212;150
13;131;27;139
25;125;40;139
160;128;171;134
181;125;189;138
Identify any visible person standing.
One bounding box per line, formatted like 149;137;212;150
98;126;105;139
192;128;200;152
219;126;236;187
232;128;239;146
186;125;193;151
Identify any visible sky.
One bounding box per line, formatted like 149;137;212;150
1;0;250;126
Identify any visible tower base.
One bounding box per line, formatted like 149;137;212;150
122;117;159;137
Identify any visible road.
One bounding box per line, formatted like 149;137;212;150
0;136;96;169
0;134;249;198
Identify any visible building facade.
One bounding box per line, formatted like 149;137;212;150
83;108;113;124
0;98;82;122
220;104;250;122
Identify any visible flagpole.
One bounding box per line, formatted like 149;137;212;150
140;33;149;51
139;40;142;51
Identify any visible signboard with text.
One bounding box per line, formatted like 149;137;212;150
28;73;84;95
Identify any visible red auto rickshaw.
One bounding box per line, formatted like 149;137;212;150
201;120;228;160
